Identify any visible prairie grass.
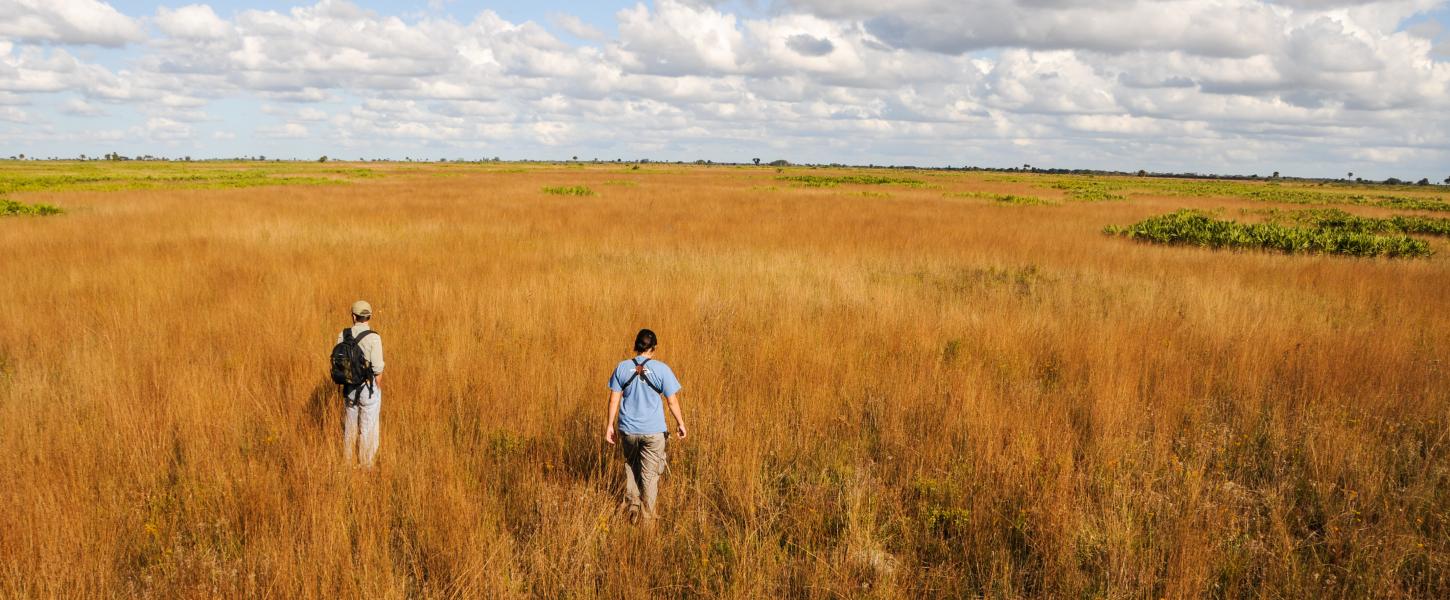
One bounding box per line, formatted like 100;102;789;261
1;164;1447;598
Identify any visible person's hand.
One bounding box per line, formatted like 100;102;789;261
604;427;617;445
676;424;687;440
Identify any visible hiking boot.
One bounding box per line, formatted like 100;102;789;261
627;505;641;525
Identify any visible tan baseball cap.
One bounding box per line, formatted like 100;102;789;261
351;300;373;318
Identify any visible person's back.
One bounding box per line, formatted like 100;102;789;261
337;300;385;468
610;356;679;435
604;328;687;524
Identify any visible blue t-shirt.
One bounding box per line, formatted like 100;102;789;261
608;356;683;434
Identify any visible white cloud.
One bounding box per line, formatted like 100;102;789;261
155;4;232;40
0;0;145;46
258;122;308;138
551;12;606;42
60;97;104;115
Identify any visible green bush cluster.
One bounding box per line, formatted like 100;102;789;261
0;165;356;195
1;198;62;216
778;175;924;188
1263;208;1450;237
943;191;1056;205
1017;176;1450;212
1050;181;1126;202
1105;209;1433;258
541;185;595;196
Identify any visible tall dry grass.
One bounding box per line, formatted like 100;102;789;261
0;164;1446;598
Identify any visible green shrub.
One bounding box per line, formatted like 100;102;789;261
945;191;1056;205
1264;208;1450;237
1051;181;1126;202
1105;209;1432;258
541;185;594;196
1;198;62;216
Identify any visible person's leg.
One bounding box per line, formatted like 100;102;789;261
358;388;382;468
621;434;644;518
638;433;667;520
342;400;360;464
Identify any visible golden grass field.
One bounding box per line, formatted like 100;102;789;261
1;161;1447;598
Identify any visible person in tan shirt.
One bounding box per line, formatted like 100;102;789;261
339;300;384;467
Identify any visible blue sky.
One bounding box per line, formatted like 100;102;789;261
3;1;1449;179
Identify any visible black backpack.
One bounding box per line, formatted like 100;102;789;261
330;328;378;397
618;357;665;395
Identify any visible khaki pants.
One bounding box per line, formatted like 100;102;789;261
343;385;380;468
620;433;667;519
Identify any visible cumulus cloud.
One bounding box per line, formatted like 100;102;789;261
0;0;1446;177
0;0;144;46
155;4;233;41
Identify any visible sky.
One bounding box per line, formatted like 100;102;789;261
2;1;1449;179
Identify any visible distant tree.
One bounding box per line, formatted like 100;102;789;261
17;154;24;160
1347;172;1353;180
1444;176;1450;185
768;159;790;167
1137;169;1147;177
1417;178;1430;186
1023;163;1032;171
753;158;761;165
1385;177;1404;185
184;156;191;162
1271;171;1280;179
572;156;578;161
318;155;328;163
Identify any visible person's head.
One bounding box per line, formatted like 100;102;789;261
351;300;372;323
633;328;657;354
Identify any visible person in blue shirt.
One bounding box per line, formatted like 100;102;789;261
604;328;687;523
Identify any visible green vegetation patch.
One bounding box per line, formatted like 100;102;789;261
0;162;370;195
1261;208;1450;237
601;180;638;187
778;174;925;188
1137;180;1450;212
1;198;62;216
541;185;595;196
1051;181;1126;202
1106;209;1432;258
945;191;1057;206
1016;175;1450;212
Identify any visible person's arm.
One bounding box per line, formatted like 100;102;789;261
369;335;385;376
604;390;623;445
665;393;686;439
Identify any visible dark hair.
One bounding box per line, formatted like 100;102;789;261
353;314;370;323
633;328;657;353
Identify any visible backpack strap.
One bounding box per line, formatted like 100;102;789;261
619;357;666;395
342;327;354;343
354;330;377;343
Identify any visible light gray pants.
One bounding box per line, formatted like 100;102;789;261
621;433;667;519
343;385;381;467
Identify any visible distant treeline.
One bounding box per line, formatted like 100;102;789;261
5;154;1446;186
